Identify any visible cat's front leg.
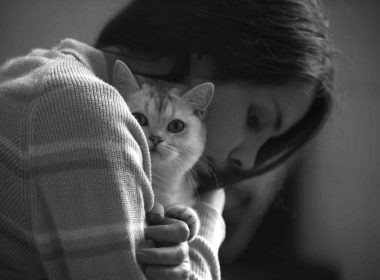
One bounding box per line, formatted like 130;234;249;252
166;205;200;241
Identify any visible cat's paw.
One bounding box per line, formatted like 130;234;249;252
166;205;200;241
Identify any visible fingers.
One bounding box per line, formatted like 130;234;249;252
147;202;165;225
139;245;191;280
144;262;191;280
141;216;192;280
166;205;200;241
145;217;190;243
137;242;189;266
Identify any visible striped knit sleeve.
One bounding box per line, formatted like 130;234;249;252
190;202;226;280
27;60;153;279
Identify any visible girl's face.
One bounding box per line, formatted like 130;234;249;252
185;55;315;186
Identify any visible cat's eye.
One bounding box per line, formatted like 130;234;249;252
132;113;148;126
167;119;185;133
246;106;261;131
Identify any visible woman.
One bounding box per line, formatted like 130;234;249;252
0;0;333;279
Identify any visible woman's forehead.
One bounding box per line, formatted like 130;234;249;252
268;81;315;132
210;80;315;134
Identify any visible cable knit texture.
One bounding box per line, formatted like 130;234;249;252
0;39;225;280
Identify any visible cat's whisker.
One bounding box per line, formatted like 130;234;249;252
161;144;180;159
171;158;188;174
197;156;221;189
151;171;168;181
186;169;201;202
196;157;214;177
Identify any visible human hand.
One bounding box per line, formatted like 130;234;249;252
138;202;191;280
166;204;200;241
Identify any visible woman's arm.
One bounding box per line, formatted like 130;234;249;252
29;60;153;279
190;190;226;280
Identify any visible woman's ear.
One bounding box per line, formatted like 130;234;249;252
112;59;140;94
183;82;214;113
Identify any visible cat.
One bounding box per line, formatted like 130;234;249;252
113;60;214;240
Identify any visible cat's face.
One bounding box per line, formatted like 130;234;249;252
113;60;214;172
126;85;205;170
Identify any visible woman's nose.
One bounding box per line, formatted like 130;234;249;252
228;144;259;171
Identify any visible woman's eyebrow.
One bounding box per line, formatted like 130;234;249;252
273;100;283;132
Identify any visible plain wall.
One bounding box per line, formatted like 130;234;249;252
1;1;379;279
0;0;129;64
296;1;380;280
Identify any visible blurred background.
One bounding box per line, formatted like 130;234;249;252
1;1;379;279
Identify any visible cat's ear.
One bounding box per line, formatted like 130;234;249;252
113;59;140;94
183;82;214;115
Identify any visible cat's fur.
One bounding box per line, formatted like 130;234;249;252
112;60;214;208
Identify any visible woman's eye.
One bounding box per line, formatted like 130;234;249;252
132;113;148;126
246;107;261;131
167;119;185;133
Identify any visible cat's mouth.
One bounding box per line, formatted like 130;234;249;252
150;145;176;162
150;147;160;154
150;146;165;158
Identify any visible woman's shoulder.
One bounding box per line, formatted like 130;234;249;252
0;46;69;85
0;39;118;107
0;39;107;88
36;58;125;121
0;41;133;139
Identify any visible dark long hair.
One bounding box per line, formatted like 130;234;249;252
96;0;334;177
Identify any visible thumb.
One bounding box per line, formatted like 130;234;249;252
147;201;165;225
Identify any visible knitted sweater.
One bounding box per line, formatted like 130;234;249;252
0;39;225;280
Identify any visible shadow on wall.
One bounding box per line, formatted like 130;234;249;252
296;1;380;280
0;0;130;64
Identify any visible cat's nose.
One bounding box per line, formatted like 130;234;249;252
149;135;163;146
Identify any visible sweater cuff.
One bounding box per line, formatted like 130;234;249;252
193;202;226;253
